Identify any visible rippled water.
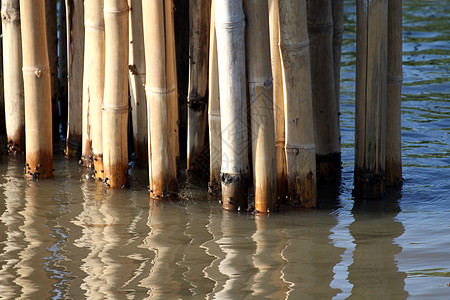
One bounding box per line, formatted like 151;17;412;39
1;1;449;299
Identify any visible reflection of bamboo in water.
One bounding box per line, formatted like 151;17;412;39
348;200;407;299
251;215;290;299
15;182;56;299
141;200;190;298
282;212;344;299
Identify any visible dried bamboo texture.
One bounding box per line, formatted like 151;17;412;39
128;0;147;166
187;0;210;171
85;0;105;180
307;0;341;181
245;0;277;213
45;0;59;138
59;0;68;135
143;0;178;198
268;0;287;200
65;0;84;156
332;0;344;111
208;0;221;194
2;0;25;154
386;0;402;186
355;0;387;198
278;0;317;207
215;0;249;210
81;53;91;167
103;0;129;188
20;0;53;178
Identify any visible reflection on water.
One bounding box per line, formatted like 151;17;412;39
0;0;449;298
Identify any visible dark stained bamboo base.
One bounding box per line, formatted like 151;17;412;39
221;173;249;211
316;152;342;182
354;170;386;199
25;150;53;179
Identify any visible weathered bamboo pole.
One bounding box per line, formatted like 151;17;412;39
103;0;129;188
215;0;249;210
268;0;287;200
307;0;341;181
128;0;147;166
59;0;68;136
278;0;317;207
20;0;53;178
386;0;402;186
2;0;25;154
65;0;84;156
332;0;344;112
187;0;210;171
355;0;387;198
245;0;277;213
208;0;221;194
85;0;105;180
45;0;59;139
0;22;4;137
143;0;178;198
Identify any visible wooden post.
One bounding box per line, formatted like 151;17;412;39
245;0;277;213
215;0;249;210
386;0;402;186
143;0;178;198
2;0;25;154
307;0;341;181
355;0;387;198
268;0;287;200
187;0;210;172
128;0;148;166
208;0;221;194
85;0;105;180
332;0;344;113
278;0;317;207
65;0;84;157
59;0;68;136
103;0;129;188
20;0;53;178
45;0;59;139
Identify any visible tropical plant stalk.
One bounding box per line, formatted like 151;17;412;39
215;0;249;210
20;0;53;178
278;0;317;207
1;0;25;154
103;0;129;188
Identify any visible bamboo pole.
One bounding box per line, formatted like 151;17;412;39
103;0;129;188
187;0;210;171
2;0;25;154
307;0;341;181
355;0;387;198
386;0;402;186
0;22;4;137
128;0;147;166
245;0;277;213
59;0;68;136
65;0;84;157
20;0;53;178
278;0;317;207
85;0;105;180
268;0;287;200
208;0;221;195
215;0;249;211
143;0;178;198
332;0;344;114
45;0;59;139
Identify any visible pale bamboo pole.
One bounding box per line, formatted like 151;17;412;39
45;0;59;138
1;0;25;154
65;0;84;156
245;0;277;213
187;0;210;171
332;0;344;112
143;0;178;198
278;0;317;207
215;0;249;211
128;0;147;166
0;24;3;139
208;0;221;194
103;0;129;188
386;0;402;186
85;0;105;180
59;0;68;135
307;0;341;181
355;0;387;198
20;0;53;178
268;0;286;199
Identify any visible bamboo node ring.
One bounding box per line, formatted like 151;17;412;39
279;40;310;52
1;9;20;22
22;65;50;77
307;23;334;33
85;22;105;31
285;143;315;152
103;6;129;16
145;85;176;95
215;20;245;30
102;103;129;113
387;75;403;84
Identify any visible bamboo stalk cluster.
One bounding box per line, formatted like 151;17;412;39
0;0;402;206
